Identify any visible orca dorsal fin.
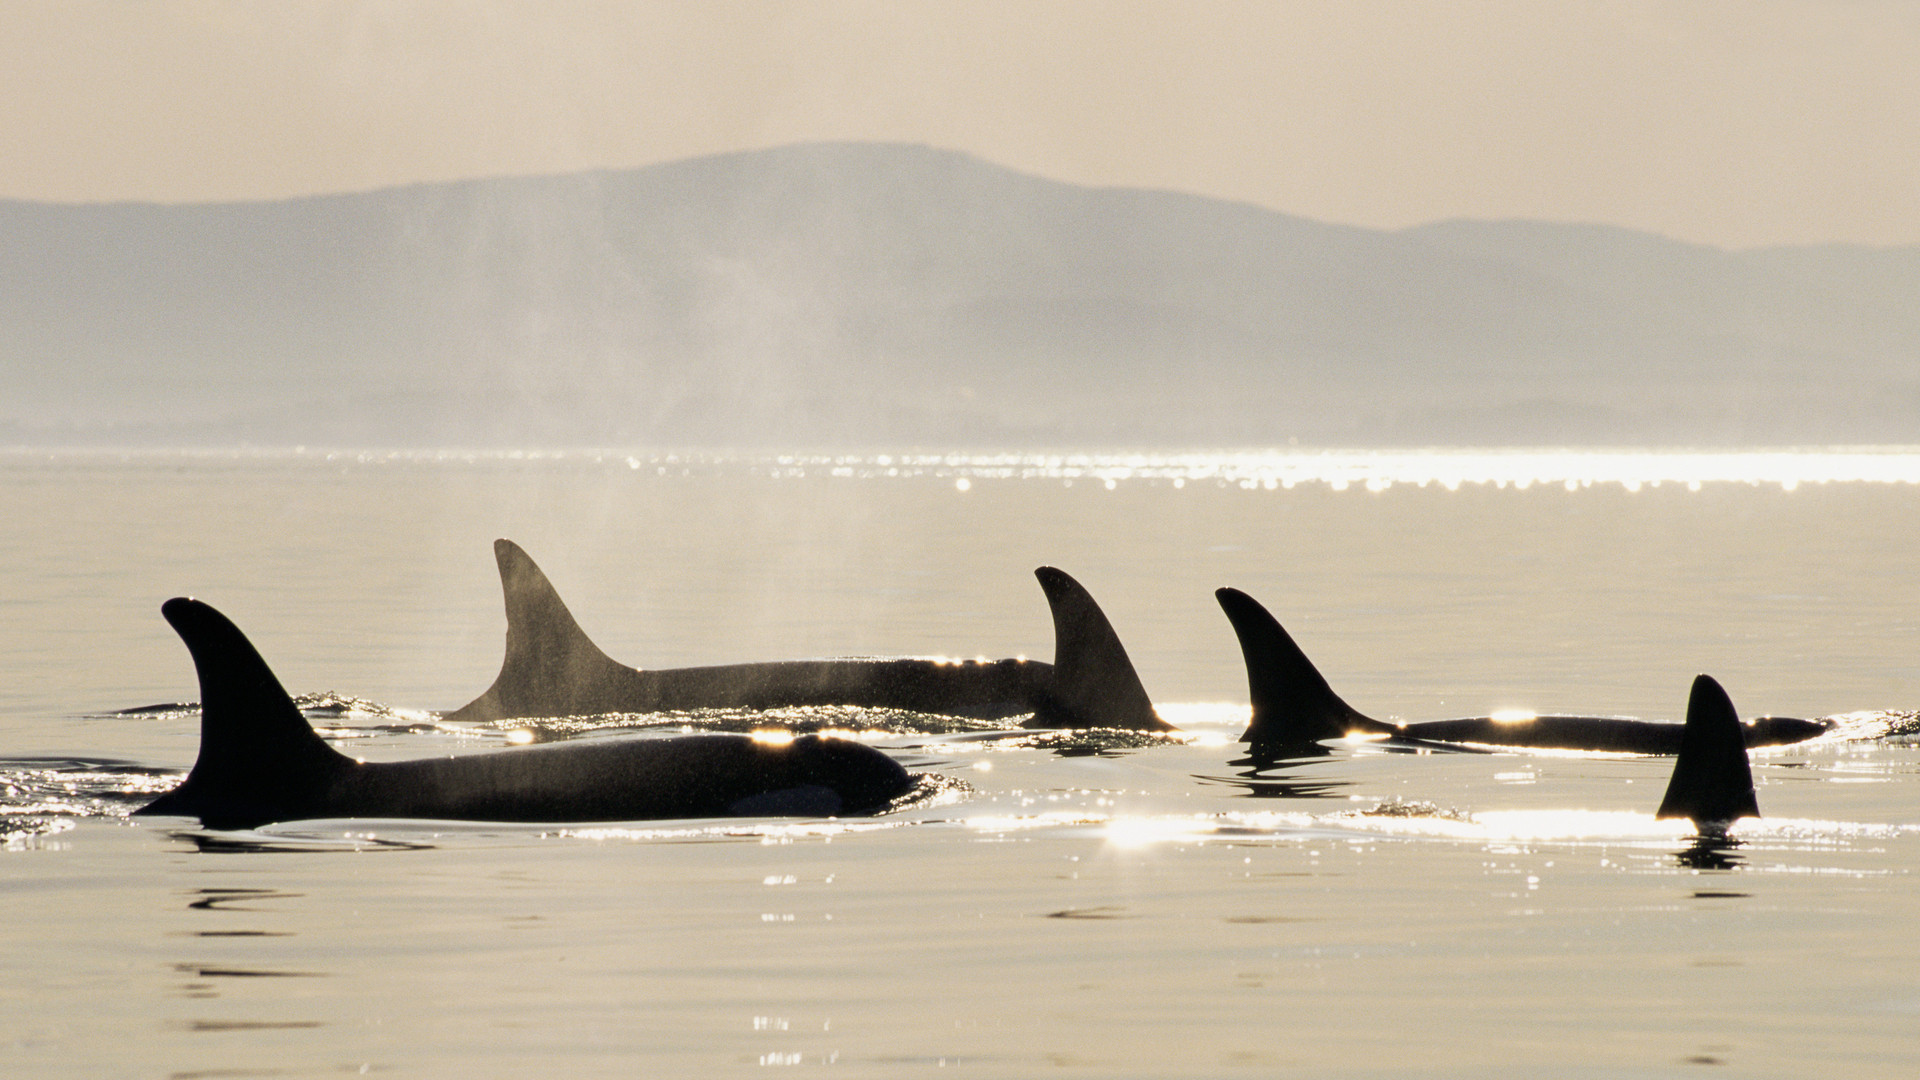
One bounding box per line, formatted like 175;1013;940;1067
1215;588;1377;747
447;539;633;722
136;598;352;825
1656;674;1760;829
1033;567;1170;731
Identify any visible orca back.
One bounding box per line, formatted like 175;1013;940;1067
451;543;1171;731
137;598;918;829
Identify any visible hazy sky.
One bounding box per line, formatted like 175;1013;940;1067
4;1;1916;248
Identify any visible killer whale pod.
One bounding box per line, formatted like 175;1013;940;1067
130;573;1770;831
136;598;915;830
445;540;1171;731
1214;587;1827;754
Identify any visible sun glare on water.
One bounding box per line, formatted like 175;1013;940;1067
732;448;1920;492
176;446;1920;493
1102;815;1216;850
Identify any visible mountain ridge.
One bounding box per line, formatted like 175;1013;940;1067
4;141;1915;448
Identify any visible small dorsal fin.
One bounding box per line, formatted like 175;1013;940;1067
445;539;633;722
1033;567;1170;730
135;598;352;824
1656;674;1760;829
1215;588;1377;747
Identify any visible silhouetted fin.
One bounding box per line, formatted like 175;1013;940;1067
1031;567;1171;731
447;539;638;722
134;599;354;826
1215;588;1381;747
1656;675;1760;830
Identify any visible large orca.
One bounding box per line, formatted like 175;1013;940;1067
444;540;1171;731
135;599;916;830
1215;587;1829;753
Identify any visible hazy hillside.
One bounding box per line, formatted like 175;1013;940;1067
3;142;1915;447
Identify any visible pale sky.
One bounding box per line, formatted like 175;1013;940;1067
4;1;1917;248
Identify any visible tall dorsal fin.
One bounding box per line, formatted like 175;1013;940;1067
445;539;634;722
1214;588;1377;747
135;598;352;824
1033;567;1170;730
1656;674;1760;829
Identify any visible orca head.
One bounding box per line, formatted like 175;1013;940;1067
774;734;914;814
727;784;845;817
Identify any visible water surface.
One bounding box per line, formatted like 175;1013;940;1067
5;448;1919;1077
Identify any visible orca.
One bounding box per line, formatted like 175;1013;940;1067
1215;587;1829;753
444;540;1171;731
135;598;916;830
1656;674;1760;830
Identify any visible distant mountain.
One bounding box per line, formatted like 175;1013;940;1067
3;142;1915;447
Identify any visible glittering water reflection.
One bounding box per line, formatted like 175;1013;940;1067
743;448;1920;493
42;445;1920;492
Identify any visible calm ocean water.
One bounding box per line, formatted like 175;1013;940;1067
5;447;1920;1077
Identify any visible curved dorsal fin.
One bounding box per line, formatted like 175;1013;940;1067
1656;674;1760;829
1214;588;1376;746
1033;567;1170;730
136;598;352;824
445;539;633;722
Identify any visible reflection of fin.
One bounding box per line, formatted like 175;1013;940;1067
1215;588;1379;746
1656;675;1760;829
134;599;357;826
1034;567;1170;731
446;539;638;722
